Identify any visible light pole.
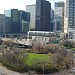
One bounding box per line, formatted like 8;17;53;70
42;66;44;75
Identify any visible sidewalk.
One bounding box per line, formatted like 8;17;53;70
0;64;72;75
0;64;23;75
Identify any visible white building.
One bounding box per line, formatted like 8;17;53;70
27;31;61;43
26;4;36;31
64;0;68;34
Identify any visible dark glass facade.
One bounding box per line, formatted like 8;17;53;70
5;17;11;34
19;11;30;22
4;9;30;34
35;0;51;31
11;9;20;33
19;10;30;33
0;14;5;34
4;9;20;34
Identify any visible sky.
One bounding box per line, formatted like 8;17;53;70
0;0;64;14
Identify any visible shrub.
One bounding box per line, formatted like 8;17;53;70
0;48;29;72
29;62;58;74
62;40;75;48
51;48;74;70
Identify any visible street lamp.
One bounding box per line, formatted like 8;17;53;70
42;66;44;75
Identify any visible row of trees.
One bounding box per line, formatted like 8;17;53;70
61;40;75;48
32;41;74;70
32;42;59;54
0;47;29;72
0;47;58;74
0;40;74;73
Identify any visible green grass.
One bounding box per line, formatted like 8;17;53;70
71;48;75;51
26;53;51;66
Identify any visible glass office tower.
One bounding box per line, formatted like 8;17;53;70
54;1;64;32
19;10;30;33
35;0;51;31
4;9;20;34
64;0;75;39
0;14;5;34
26;4;36;31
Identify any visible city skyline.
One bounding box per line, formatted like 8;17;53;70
0;0;64;14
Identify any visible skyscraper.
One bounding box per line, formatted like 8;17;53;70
35;0;51;31
26;4;36;31
54;1;64;32
64;0;68;33
4;9;20;34
66;0;75;28
19;10;30;33
11;9;20;33
4;10;11;34
0;14;5;34
5;17;11;34
64;0;75;39
51;8;54;32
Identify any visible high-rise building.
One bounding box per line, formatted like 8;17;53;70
19;10;30;33
4;9;20;34
54;1;64;32
64;0;68;34
35;0;51;31
0;14;5;34
11;9;20;33
66;0;75;28
4;10;11;34
64;0;75;39
51;9;54;20
51;8;54;31
5;17;11;34
26;4;36;31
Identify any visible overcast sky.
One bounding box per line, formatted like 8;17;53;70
0;0;64;14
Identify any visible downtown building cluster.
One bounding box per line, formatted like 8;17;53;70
0;0;74;40
0;9;30;34
4;9;30;34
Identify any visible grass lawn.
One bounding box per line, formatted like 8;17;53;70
26;53;51;66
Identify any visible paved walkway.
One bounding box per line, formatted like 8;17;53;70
0;64;74;75
0;64;23;75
